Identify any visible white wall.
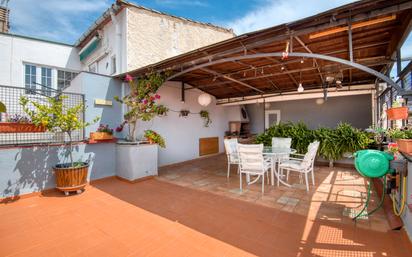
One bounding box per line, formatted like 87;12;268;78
0;33;81;88
80;9;128;76
134;81;231;166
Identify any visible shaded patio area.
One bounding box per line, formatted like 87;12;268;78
1;155;411;257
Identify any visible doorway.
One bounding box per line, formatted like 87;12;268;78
265;110;281;129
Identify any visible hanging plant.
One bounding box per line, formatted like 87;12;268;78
199;110;211;127
179;110;190;117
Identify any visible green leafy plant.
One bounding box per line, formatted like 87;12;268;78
179;110;190;117
144;129;165;148
115;73;168;142
20;96;99;167
255;122;371;161
386;128;412;140
391;98;404;108
199;110;211;127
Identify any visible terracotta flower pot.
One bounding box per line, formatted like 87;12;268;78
0;122;46;133
147;138;155;144
396;139;412;155
53;163;89;195
386;107;409;120
90;132;113;140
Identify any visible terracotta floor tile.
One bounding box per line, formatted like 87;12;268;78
0;155;410;257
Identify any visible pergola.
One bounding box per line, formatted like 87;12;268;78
120;0;412;102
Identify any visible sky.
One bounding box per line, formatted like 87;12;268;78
8;0;357;44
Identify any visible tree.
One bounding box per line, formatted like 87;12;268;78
20;95;99;167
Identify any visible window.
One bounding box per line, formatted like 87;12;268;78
111;56;116;74
57;70;78;90
24;64;36;94
41;67;52;96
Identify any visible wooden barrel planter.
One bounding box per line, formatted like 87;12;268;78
0;123;46;133
53;163;89;195
386;107;409;120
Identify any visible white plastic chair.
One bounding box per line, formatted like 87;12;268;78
278;141;320;191
272;137;292;178
224;138;240;178
237;143;271;194
272;137;292;148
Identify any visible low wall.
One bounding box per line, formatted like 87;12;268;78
0;142;116;198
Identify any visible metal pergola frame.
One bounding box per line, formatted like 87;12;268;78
168;52;404;95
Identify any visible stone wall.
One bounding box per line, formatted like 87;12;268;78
126;7;234;71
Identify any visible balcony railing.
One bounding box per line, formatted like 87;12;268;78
0;85;85;146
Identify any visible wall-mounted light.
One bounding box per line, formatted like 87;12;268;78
316;98;324;105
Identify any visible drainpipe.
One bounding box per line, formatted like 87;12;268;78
110;9;122;75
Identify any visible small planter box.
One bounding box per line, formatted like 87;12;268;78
386;107;409;120
0;122;46;133
90;132;113;141
397;139;412;155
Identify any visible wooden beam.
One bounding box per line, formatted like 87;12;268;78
200;68;265;93
195;61;390;90
309;14;397;39
249;49;299;88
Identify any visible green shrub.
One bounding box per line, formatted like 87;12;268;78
255;122;372;161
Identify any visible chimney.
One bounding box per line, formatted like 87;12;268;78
0;0;10;33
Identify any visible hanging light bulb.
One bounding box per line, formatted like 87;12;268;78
297;71;304;92
300;59;304;64
297;83;304;93
281;66;285;71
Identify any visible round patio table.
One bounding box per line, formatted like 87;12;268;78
263;147;296;187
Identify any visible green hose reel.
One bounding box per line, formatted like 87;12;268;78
353;150;394;220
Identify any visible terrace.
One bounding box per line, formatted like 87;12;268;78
1;0;412;256
1;156;411;257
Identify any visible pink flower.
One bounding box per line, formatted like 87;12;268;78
155;94;160;99
115;124;123;132
124;74;133;82
143;99;148;104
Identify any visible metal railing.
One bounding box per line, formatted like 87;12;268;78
377;62;412;129
0;85;85;146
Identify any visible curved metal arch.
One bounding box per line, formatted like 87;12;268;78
168;52;402;93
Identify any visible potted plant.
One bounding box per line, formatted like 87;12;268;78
387;128;412;155
20;96;98;195
199;110;212;127
386;99;408;120
0;114;46;133
144;129;165;147
114;73;168;182
90;124;114;141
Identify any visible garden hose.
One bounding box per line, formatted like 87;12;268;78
353;177;386;221
391;176;407;216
